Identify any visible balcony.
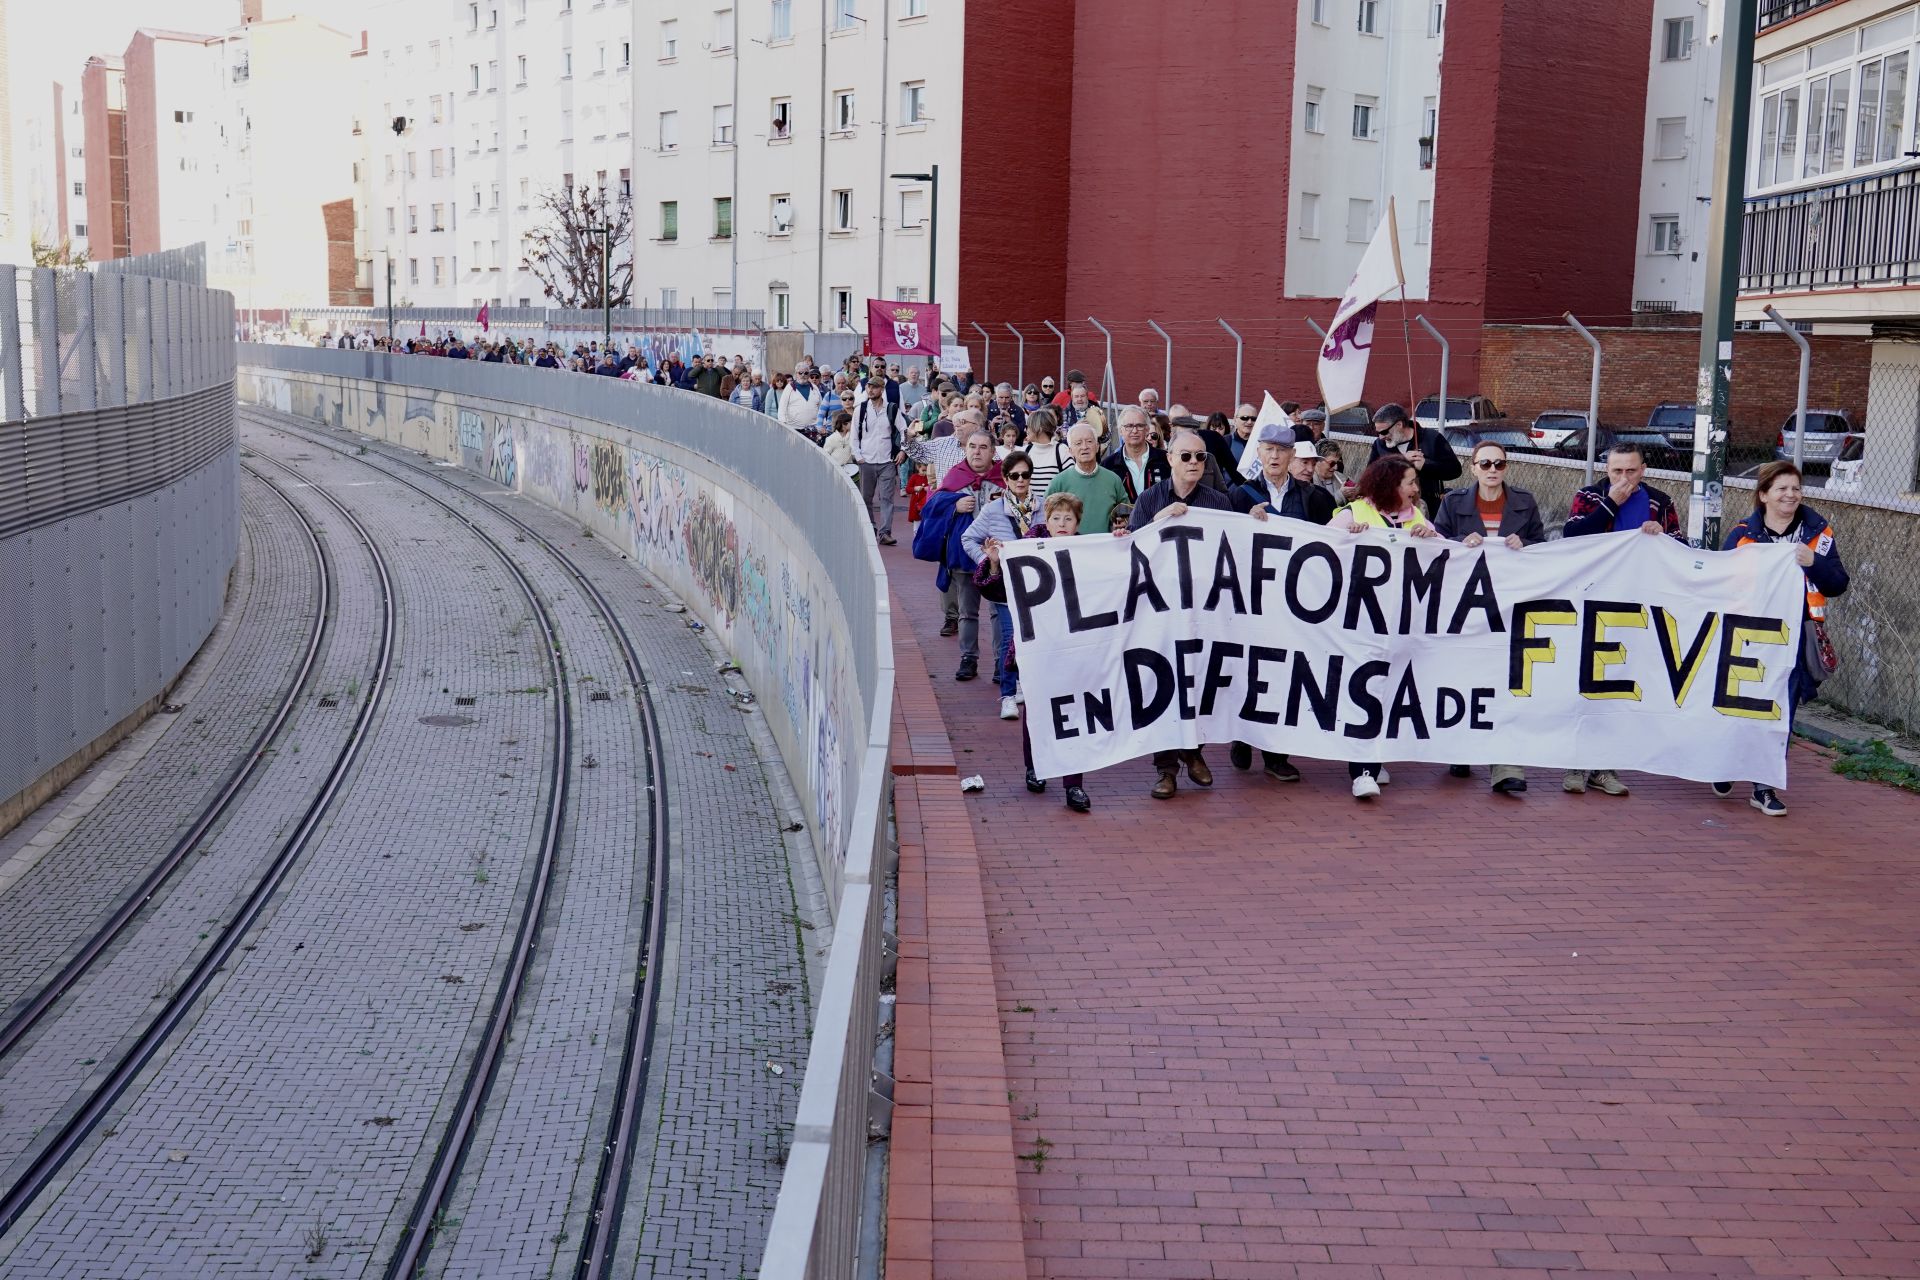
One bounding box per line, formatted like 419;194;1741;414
1758;0;1841;32
1742;165;1920;294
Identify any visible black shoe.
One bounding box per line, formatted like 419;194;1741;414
1711;781;1734;798
1751;786;1787;817
1025;769;1047;794
939;619;958;637
1229;742;1253;771
954;657;977;681
1065;786;1091;813
1448;764;1473;778
1262;755;1301;783
1492;775;1528;794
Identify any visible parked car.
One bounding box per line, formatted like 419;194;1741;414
1528;410;1589;451
1442;425;1539;456
1772;408;1860;471
1312;402;1373;434
1549;426;1690;471
1644;402;1698;451
1415;394;1502;433
1823;435;1867;490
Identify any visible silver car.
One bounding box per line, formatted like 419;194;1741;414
1773;409;1859;470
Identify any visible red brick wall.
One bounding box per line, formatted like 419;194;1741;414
1480;324;1871;443
323;199;370;306
957;0;1077;331
122;35;160;258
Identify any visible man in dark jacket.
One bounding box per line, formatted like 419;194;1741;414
1369;402;1462;514
1131;429;1236;801
1101;406;1171;502
692;354;725;397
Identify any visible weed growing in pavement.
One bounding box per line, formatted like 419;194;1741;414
302;1215;329;1262
1832;739;1920;792
1012;1002;1033;1014
472;849;490;884
1017;1136;1053;1174
345;676;360;701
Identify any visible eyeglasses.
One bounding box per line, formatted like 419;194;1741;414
1173;450;1207;462
1041;382;1055;389
1005;471;1031;482
1475;459;1508;471
1237;415;1255;422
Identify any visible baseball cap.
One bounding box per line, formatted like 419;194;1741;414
1294;441;1320;460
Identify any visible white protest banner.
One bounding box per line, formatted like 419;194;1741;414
1003;511;1806;786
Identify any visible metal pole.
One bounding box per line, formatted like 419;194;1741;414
1005;322;1025;390
1042;320;1066;387
1691;0;1759;548
1305;317;1328;339
928;164;940;310
1218;318;1243;411
970;321;991;385
1416;314;1448;435
386;252;395;346
1564;312;1604;484
1147;319;1172;409
601;225;612;353
1087;316;1113;411
1764;305;1810;470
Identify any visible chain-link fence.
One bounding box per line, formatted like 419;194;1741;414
0;264;236;421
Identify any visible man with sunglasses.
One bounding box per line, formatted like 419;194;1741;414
1227;403;1260;468
1370;402;1462;516
1101;406;1170;502
1129;429;1236;800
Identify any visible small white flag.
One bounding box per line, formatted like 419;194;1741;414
1316;198;1406;416
1239;392;1293;479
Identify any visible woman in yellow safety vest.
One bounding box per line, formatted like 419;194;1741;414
1331;455;1439;801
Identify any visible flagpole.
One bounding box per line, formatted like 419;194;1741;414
1398;289;1416;411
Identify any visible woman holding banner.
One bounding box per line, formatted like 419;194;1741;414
1433;440;1546;794
1333;457;1439;799
1716;461;1850;817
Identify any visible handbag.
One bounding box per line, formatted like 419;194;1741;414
1802;616;1839;685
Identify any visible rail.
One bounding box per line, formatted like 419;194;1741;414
1758;0;1840;32
1741;164;1920;294
233;345;895;1278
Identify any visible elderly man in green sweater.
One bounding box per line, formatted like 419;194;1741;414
1043;422;1128;535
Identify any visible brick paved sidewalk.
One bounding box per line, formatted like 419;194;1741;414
879;540;1920;1280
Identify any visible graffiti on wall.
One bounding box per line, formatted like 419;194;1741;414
586;440;627;518
458;409;484;451
684;490;740;628
488;420;518;487
520;426;566;500
627;454;691;574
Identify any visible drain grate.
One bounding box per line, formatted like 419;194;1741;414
454;695;476;706
590;690;612;702
318;696;339;709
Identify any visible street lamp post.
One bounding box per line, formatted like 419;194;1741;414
585;220;612;353
888;164;939;308
385;250;395;346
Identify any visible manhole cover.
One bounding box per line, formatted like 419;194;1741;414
420;714;475;727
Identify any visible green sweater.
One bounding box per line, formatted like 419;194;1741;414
1045;465;1129;535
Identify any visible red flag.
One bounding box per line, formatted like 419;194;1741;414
420;320;427;337
866;299;940;357
476;303;491;332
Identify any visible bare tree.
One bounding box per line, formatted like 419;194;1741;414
520;184;633;308
31;237;89;269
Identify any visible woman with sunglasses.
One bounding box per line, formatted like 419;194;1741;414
1433;440;1545;794
962;451;1042;720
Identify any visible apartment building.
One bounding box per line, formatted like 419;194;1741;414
79;56;130;261
1285;0;1444;301
1739;0;1920;496
12;80;75;254
1633;0;1721;316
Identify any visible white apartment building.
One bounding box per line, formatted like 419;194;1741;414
360;0;640;308
1285;0;1444;300
1632;0;1719;316
627;0;963;329
14;82;74;253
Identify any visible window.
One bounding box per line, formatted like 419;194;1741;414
834;0;856;29
490;240;499;269
714;197;733;237
1357;0;1378;35
1303;87;1323;134
433;256;445;284
386;207;396;233
771;98;792;139
1352;97;1377;140
469;2;479;28
488;6;498;27
1427;1;1444;36
1651;216;1682;254
74;223;87;238
659;110;680;151
518;177;530;204
770;193;793;234
1856;53;1908;165
433;202;446;229
1662;17;1693;62
409;257;420;284
516;55;527;83
1310;0;1326;23
620;167;631;197
1802;67;1850;178
833;89;855;132
832;288;853;327
596;169;607;193
490;182;500;208
833;188;853;230
771;288;790;327
621;41;630;67
1757;86;1801;187
661;288;679;309
899;188;924;227
714;8;733;49
431;94;444;123
1346;197;1374;243
714;103;735;144
660;19;679;57
596;43;606;73
1420;96;1437;166
73;180;84;196
173;109;194;123
901;80;926;124
470;63;481;91
1655;116;1686;160
408;205;419;232
406;151;418;177
1299;191;1320;240
771;0;792;39
896;287;920;301
563;48;573;76
516;116;529;147
1416;199;1432;245
660;201;679;240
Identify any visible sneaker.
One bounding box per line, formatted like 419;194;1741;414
1013;688;1025;705
1186;754;1213;788
1563;770;1588;794
1589;770;1630;797
1065;786;1092;813
954;657;978;682
877;533;897;546
1351;773;1381;801
1229;741;1254;771
1025;769;1046;794
1751;787;1787;817
939;619;958;637
1263;756;1302;783
1151;769;1178;800
1376;765;1390;786
1000;696;1019;720
1711;781;1734;798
